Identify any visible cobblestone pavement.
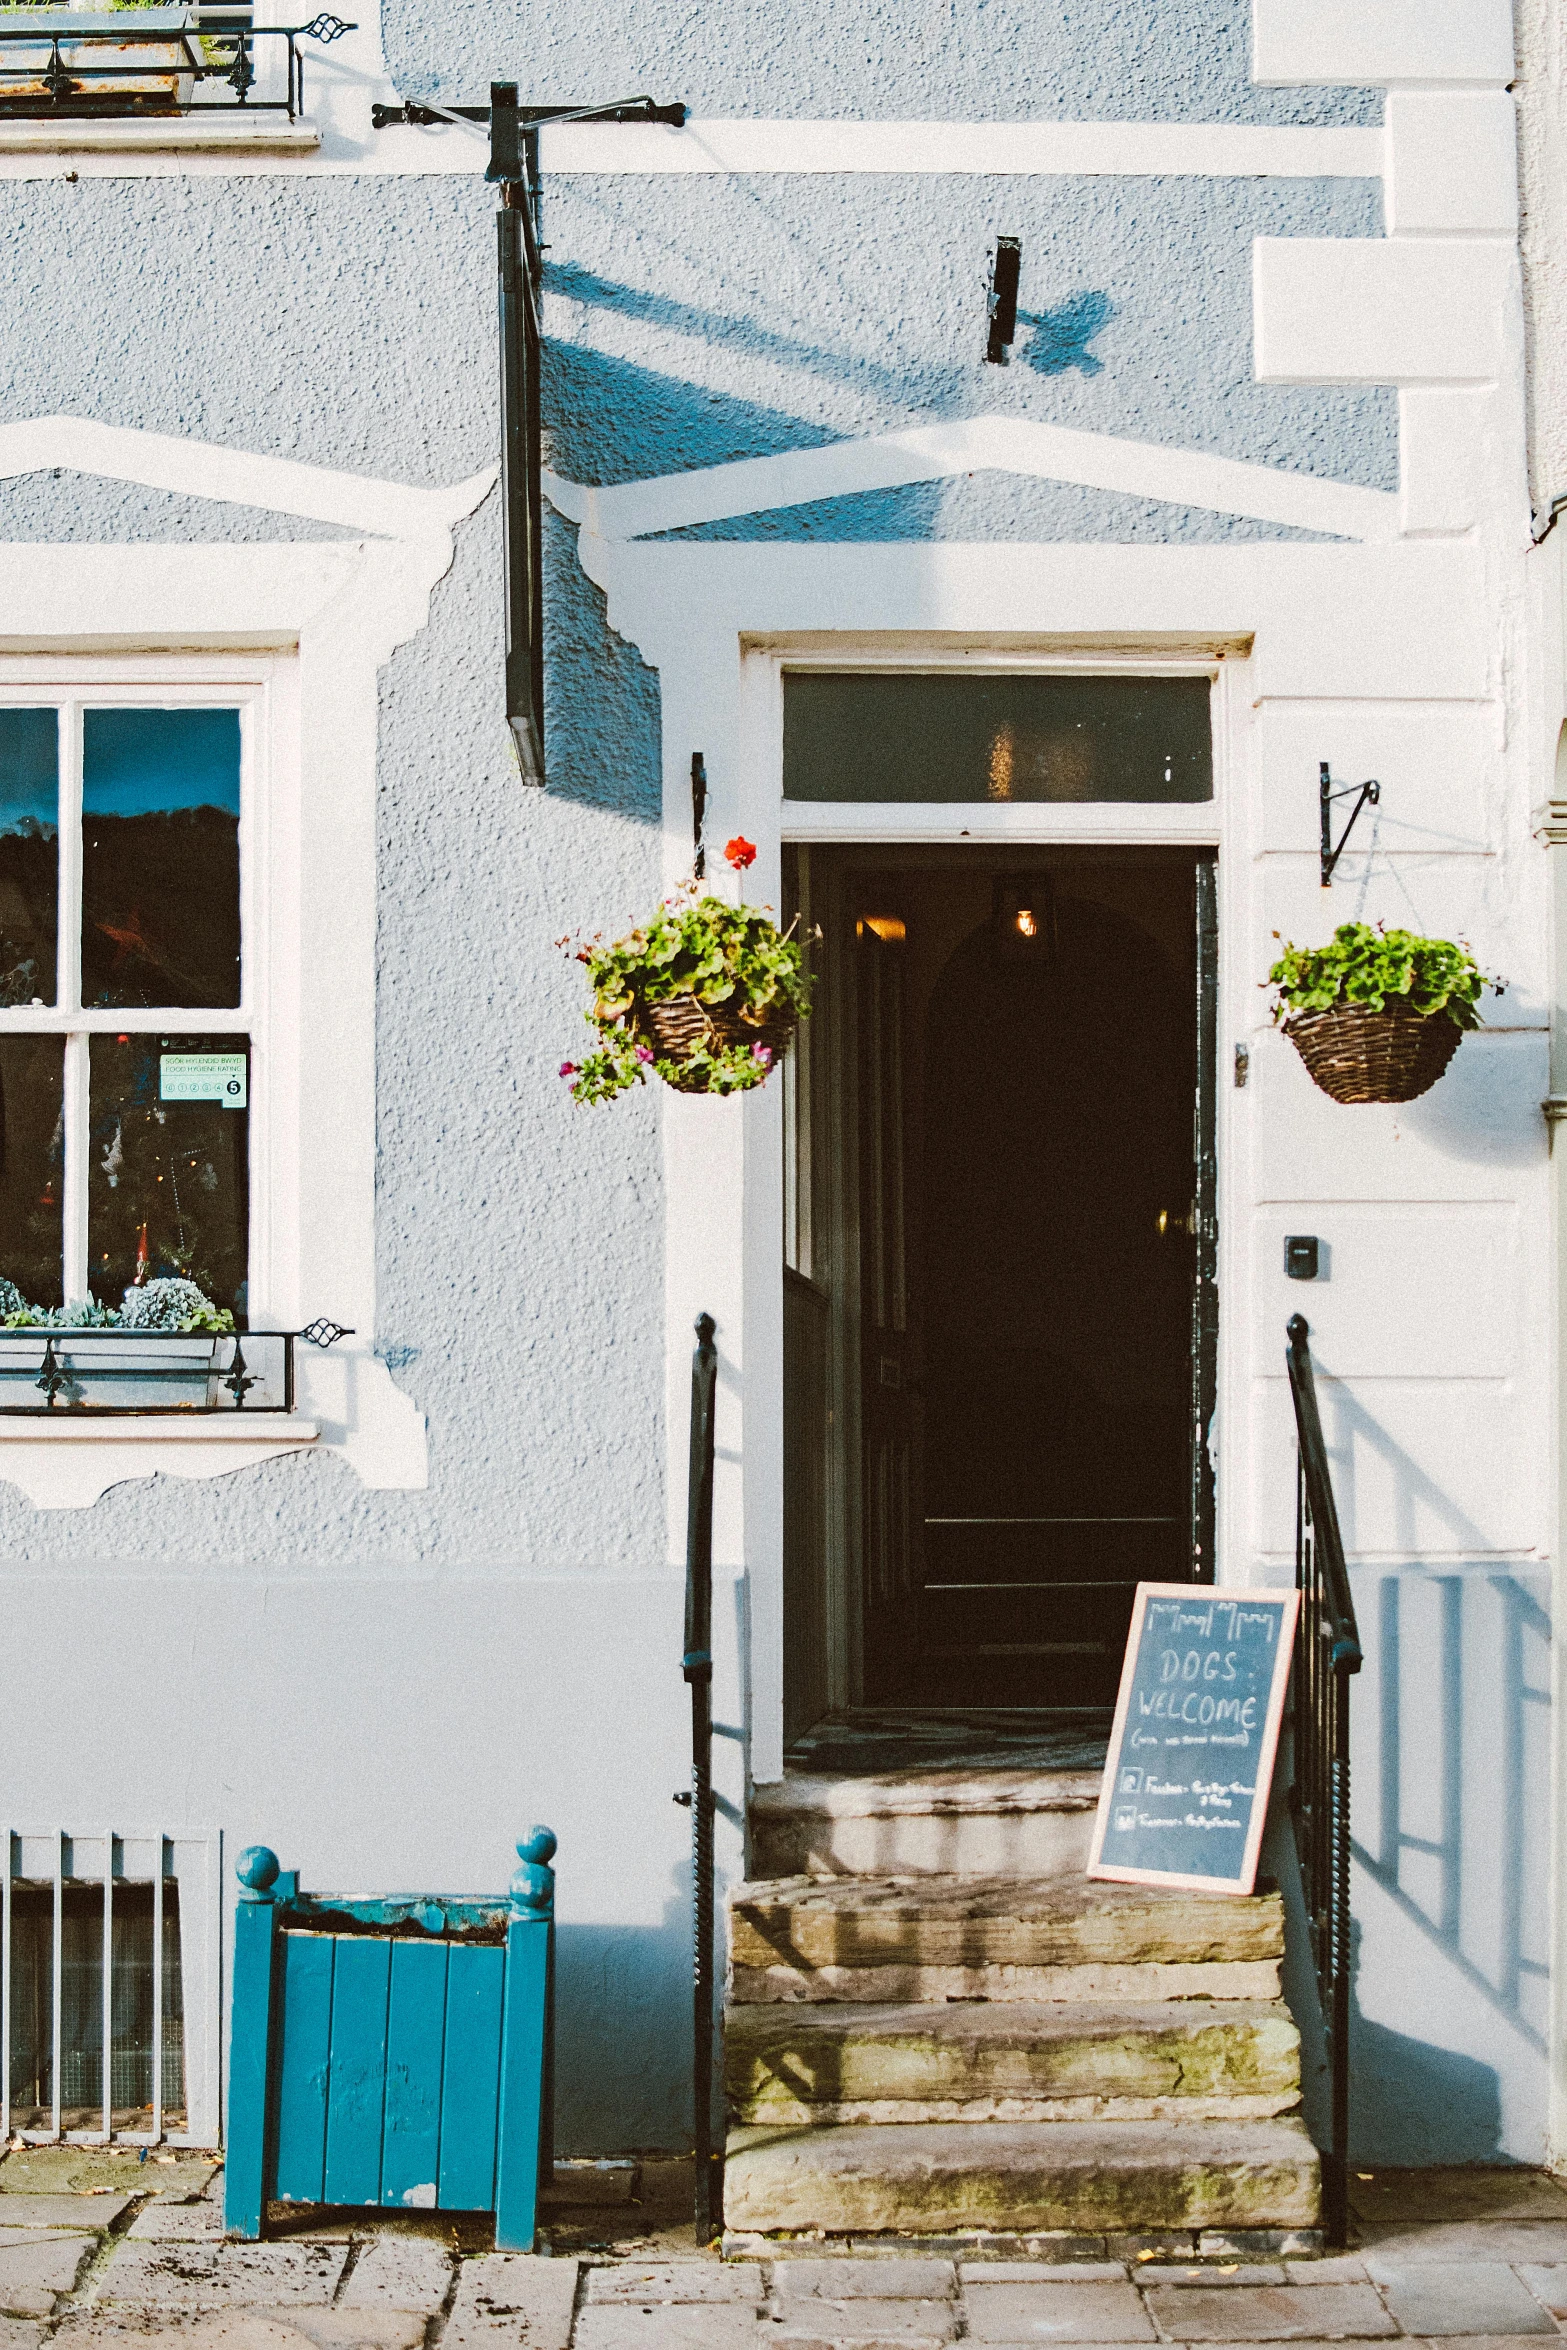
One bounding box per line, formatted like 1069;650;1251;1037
4;2149;1567;2350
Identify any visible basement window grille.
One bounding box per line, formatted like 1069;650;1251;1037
2;1831;221;2145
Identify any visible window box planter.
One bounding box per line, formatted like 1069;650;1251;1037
0;1327;222;1411
0;10;198;116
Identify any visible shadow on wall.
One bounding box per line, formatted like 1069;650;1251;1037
1017;291;1116;378
1277;1567;1548;2165
553;1868;696;2153
543;505;662;820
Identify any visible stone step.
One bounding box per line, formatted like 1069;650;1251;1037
751;1768;1101;1879
722;2114;1321;2237
729;1874;1283;2003
726;1997;1300;2125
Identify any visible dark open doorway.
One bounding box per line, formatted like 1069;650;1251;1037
782;845;1217;1734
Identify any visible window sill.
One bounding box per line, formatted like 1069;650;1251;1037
0;115;320;154
0;1413;319;1508
0;1413;318;1442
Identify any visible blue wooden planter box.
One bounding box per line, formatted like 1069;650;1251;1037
224;1831;556;2251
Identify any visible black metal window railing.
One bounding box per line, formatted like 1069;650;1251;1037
0;1317;349;1414
1285;1313;1363;2250
0;13;354;122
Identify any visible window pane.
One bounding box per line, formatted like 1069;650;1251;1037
8;1887;52;2125
0;1035;64;1310
8;1882;185;2133
782;674;1213;803
0;707;58;1006
81;708;241;1009
89;1032;249;1322
111;1882;186;2128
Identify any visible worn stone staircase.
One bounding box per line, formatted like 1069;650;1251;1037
723;1753;1320;2242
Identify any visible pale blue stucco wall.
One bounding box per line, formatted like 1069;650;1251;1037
0;0;1522;2161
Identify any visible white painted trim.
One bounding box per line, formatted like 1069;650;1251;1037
0;117;319;155
0;1425;319;1511
0;417;491;1508
543;417;1400;546
1253;0;1515;88
0;414;494;543
0;106;1386;181
1254;236;1515;385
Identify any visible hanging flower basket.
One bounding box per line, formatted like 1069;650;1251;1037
561;838;813;1104
1269;923;1498;1106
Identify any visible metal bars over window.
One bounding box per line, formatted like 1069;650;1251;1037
2;1830;221;2147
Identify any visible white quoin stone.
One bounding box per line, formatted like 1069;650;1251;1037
1253;238;1514;384
1253;0;1515;88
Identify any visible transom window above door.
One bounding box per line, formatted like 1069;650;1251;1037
0;700;251;1325
782;671;1213;804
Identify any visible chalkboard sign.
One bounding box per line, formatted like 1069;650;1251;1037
1088;1584;1300;1895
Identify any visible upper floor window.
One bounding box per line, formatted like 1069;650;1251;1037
0;695;251;1326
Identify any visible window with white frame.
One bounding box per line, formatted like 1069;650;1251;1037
0;688;255;1328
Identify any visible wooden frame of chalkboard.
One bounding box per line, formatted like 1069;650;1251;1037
1087;1583;1301;1896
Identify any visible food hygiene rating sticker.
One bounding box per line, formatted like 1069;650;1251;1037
159;1053;248;1109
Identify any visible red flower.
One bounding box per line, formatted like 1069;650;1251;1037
725;836;757;871
559;1062;577;1078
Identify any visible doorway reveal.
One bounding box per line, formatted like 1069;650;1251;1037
783;841;1217;1734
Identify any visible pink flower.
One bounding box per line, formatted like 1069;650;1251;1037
725;836;757;871
752;1043;773;1066
559;1062;577;1078
635;1045;655;1063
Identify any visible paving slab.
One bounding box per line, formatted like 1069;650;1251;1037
1365;2263;1555;2337
1142;2285;1397;2341
1518;2268;1567;2318
1361;2225;1567;2265
94;2240;349;2310
572;2309;765;2350
1197;2238;1324;2262
0;2230;96;2315
443;2255;580;2350
1136;2267;1286;2287
53;2315;426;2349
775;2262;955;2300
1285;2264;1369;2287
126;2201;226;2243
1351;2173;1567;2232
337;2239;453;2314
959;2265;1129;2285
0;2323;39;2350
964;2281;1158;2341
766;2298;956;2342
0;2196;135;2233
586;2265;762;2304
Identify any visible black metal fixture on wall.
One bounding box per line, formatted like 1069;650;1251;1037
401;83;685;785
985;235;1021;364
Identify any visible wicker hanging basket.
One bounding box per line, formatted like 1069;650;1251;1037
634;991;798;1094
1283;1002;1464;1105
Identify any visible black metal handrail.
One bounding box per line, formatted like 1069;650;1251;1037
679;1312;719;2247
1285;1313;1362;2249
0;15;354;122
0;1318;350;1414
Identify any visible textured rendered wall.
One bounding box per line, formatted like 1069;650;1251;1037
384;0;1381;125
0;16;1411;2155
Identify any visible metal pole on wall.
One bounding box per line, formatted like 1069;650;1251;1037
682;1313;719;2245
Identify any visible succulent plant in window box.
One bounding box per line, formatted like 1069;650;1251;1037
1267;922;1498;1104
561;838;813;1105
0;1276;235;1409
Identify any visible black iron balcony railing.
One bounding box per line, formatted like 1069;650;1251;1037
0;1318;350;1414
1285;1313;1363;2250
0;12;354;123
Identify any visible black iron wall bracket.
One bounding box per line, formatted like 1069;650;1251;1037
371;95;687;130
985;235;1021;364
1319;759;1380;887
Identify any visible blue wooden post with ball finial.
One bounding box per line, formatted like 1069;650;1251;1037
495;1827;557;2251
225;1846;283;2239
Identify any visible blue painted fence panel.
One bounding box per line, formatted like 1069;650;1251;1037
438;1943;505;2211
225;1835;555;2244
273;1932;335;2206
381;1939;449;2209
324;1936;392;2205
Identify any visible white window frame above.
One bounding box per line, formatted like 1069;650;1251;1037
0;661;273;1313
